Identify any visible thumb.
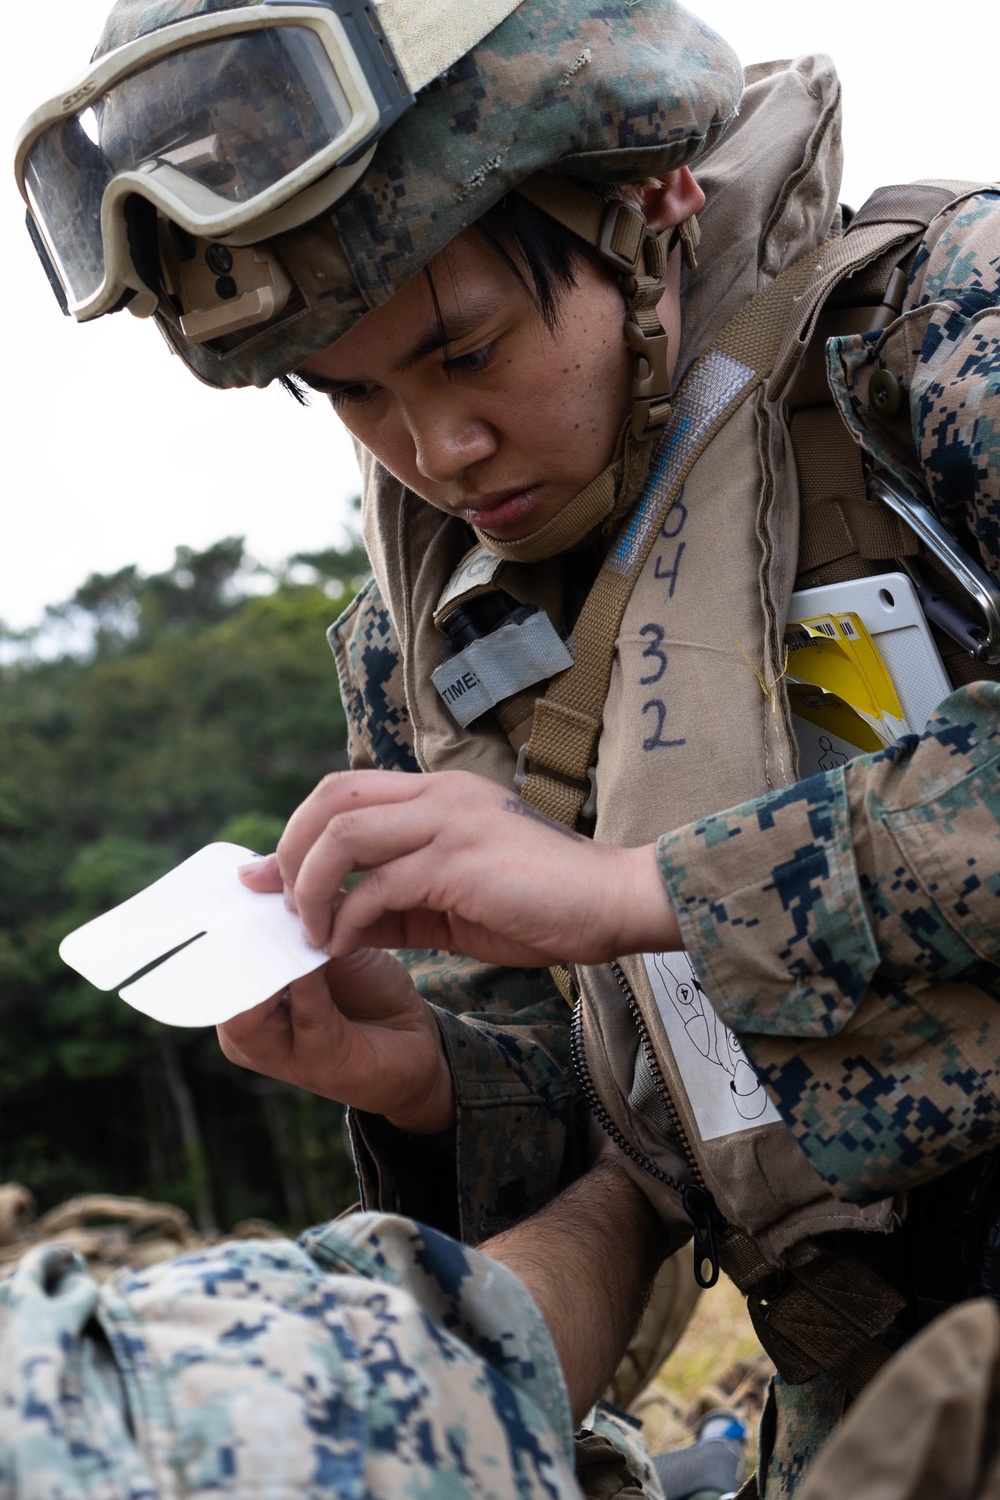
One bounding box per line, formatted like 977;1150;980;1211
238;852;282;892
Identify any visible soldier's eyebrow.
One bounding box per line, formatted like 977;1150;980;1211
297;290;507;392
390;291;506;373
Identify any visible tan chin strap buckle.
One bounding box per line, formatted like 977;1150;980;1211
673;213;701;271
625;318;672;441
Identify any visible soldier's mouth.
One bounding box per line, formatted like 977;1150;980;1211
460;485;543;533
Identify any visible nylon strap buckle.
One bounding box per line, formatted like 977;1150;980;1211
596;198;647;275
625;318;672;440
513;742;598;821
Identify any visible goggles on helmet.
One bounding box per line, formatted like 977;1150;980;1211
14;0;414;324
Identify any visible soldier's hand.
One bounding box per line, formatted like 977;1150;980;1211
238;769;681;967
216;947;454;1133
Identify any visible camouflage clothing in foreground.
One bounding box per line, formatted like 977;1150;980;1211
0;1210;660;1500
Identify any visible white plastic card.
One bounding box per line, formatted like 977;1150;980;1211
59;843;326;1028
788;572;952;776
643;951;782;1141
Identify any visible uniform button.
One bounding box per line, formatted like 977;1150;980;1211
870;368;902;418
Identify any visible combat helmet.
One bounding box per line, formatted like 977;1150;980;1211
15;0;742;401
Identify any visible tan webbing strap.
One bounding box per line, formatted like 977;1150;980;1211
846;179;988;233
517;172;674;444
763;1256;904;1392
548;962;577;1005
793;405;919;586
516;172;646;270
518;244;831;826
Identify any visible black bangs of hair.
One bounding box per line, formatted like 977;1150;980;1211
279;373;311;403
473;191;592;330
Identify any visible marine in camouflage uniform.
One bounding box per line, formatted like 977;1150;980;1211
13;1;1000;1495
328;72;1000;1500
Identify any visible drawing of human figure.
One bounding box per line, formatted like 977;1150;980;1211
650;954;768;1119
818;734;849;770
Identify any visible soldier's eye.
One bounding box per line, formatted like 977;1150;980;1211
442;343;495;377
328;381;376;408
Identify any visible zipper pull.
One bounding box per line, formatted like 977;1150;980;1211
683;1184;720;1288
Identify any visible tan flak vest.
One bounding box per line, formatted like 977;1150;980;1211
357;56;991;1392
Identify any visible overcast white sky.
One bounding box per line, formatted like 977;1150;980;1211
4;0;998;631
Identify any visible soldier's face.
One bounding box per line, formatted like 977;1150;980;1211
298;228;682;541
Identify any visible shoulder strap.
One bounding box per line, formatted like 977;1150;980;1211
846;179;988;230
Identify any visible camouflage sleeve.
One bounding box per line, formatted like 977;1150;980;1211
329;576;587;1242
327;577;420;773
351;954;588;1245
829;188;1000;577
655;681;1000;1202
907;189;1000;575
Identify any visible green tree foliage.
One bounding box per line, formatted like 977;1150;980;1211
0;538;368;1232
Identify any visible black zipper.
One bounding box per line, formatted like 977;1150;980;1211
571;966;723;1289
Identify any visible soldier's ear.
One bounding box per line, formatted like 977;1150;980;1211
642;168;705;232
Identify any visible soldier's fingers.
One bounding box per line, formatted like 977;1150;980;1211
327;850;452;957
281;966;347;1050
277;771;426;889
293;802;444;949
322;909;427;957
237;852;282;891
284;966;344;1040
216;985;293;1066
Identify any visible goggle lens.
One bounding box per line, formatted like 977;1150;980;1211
25;26;357;308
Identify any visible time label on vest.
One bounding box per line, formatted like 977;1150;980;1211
643;951;781;1141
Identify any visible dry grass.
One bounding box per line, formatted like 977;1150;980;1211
632;1274;772;1455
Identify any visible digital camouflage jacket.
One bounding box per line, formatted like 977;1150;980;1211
0;1211;662;1500
329;58;1000;1500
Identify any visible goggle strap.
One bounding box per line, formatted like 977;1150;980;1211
318;1;413;131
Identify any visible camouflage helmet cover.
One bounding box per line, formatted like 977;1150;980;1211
94;0;744;388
